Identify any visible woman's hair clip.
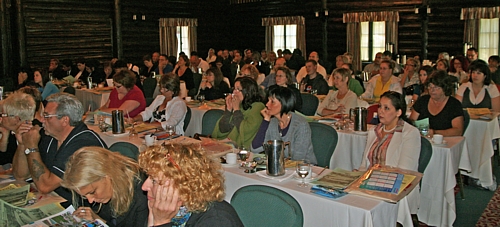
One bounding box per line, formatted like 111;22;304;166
166;152;181;171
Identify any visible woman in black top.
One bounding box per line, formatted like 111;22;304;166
175;55;195;91
198;67;231;101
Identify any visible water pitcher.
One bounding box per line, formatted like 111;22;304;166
263;140;290;176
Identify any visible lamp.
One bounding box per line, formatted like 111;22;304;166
315;9;329;18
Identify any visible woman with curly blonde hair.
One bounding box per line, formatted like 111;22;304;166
62;147;148;226
139;143;243;227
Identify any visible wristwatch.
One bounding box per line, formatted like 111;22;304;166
24;148;39;155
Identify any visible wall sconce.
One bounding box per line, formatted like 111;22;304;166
133;14;146;21
315;9;329;18
415;5;431;14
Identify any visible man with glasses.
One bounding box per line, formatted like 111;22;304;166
13;93;107;207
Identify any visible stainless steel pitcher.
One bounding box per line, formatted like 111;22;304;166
111;110;125;134
353;107;367;131
263;140;290;176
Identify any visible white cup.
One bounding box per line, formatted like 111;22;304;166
433;134;444;144
98;84;104;88
185;97;192;102
145;135;157;146
226;153;237;165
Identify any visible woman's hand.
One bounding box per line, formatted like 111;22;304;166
149;180;182;226
232;94;242;111
336;104;346;114
225;95;233;111
74;207;104;222
260;108;272;121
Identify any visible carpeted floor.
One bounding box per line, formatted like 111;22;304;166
476;186;500;227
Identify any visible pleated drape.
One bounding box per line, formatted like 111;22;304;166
461;7;500;48
346;23;361;72
159;18;197;56
262;16;306;55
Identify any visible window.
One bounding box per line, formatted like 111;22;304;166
176;26;190;55
479;18;499;61
360;21;385;61
273;25;297;52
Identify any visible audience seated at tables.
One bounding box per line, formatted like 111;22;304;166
139;143;244;227
85;59;106;85
361;60;402;102
174;54;195;91
299;60;329;95
411;65;435;102
99;69;146;118
103;61;114;81
74;58;89;83
155;54;174;76
0;92;36;165
410;70;464;137
13;93;107;207
212;77;265;149
252;86;317;164
236;64;263;85
130;73;187;135
357;91;421;227
62;147;148;226
363;52;383;77
198;67;231;101
399;57;421;90
190;51;210;74
317;68;358;116
455;60;500;112
268;67;302;111
33;68;60;100
449;56;470;84
337;63;364;96
295;51;328;83
260;57;297;89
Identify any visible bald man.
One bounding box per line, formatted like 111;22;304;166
295;51;327;83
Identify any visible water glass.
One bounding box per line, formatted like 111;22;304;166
418;124;429;137
166;125;176;140
296;160;311;187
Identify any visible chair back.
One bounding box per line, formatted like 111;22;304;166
231;185;303;227
462;110;470;136
109;142;139;160
308;122;338;167
201;109;224;135
188;73;202;97
63;86;76;95
418;137;433;173
183;107;191;132
143;77;157;99
298;93;319;116
366;104;379;123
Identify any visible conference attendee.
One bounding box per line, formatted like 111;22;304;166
212;77;265;149
357;91;421;227
410;70;464;137
139;144;244;227
152;52;160;65
411;65;435;102
74;58;89;82
270;66;302;111
236;64;262;85
33;68;59;100
488;55;500;85
190;51;210;74
260;57;296;89
317;68;358;116
435;59;449;72
174;54;195;91
99;69;146;118
251;86;317;164
206;48;217;63
338;63;364;96
141;55;158;78
295;51;328;82
130;73;187;135
299;60;329;95
16;67;33;90
361;60;402;102
155;54;174;76
229;50;245;86
13;93;107;207
198;67;231;101
467;47;479;63
0;92;36;165
399;57;421;89
455;61;500;112
62;147;148;226
85;59;106;85
449;56;470;84
363;52;383;76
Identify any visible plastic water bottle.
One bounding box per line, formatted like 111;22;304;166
369;112;380;125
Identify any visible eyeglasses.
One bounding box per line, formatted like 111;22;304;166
232;87;243;92
113;83;123;88
43;113;60;119
0;113;16;118
427;85;442;91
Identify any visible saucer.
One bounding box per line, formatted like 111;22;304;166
431;139;447;146
293;172;318;183
104;131;128;137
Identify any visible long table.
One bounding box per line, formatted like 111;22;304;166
75;89;110;111
223;165;402;227
328;127;471;227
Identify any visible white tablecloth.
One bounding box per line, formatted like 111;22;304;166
184;104;225;137
75;89;110;111
223;166;400;227
462;116;500;188
328;126;471;227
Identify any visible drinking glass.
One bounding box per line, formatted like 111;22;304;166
418;124;429;137
238;147;248;161
129;122;138;139
166;125;176;140
296;160;311;187
198;94;205;105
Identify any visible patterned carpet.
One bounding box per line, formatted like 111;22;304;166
476;186;500;226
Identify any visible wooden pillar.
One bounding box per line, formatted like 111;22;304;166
114;0;122;59
420;3;429;60
0;0;9;77
321;0;328;60
15;0;26;67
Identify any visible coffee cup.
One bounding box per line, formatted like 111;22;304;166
145;135;157;146
226;153;237;165
185;97;192;102
433;134;444;144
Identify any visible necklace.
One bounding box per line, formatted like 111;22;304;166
278;114;291;136
382;125;396;132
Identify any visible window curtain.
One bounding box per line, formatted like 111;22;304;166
461;7;500;49
343;11;399;72
159;18;198;56
262;16;306;56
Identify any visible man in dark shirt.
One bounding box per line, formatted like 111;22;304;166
300;60;329;95
13;93;107;207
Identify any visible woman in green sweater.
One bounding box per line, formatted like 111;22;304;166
212;77;265;148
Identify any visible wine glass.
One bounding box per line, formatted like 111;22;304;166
198;94;205;105
166;125;175;140
418;124;429;137
238;147;248;162
296;160;311;187
129;122;138;139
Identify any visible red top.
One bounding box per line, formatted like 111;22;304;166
108;85;146;118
